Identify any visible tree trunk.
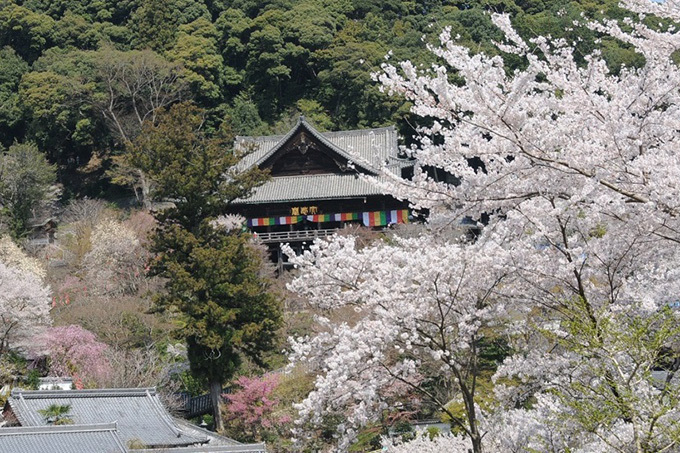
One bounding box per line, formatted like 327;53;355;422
210;379;224;432
138;169;152;210
470;431;483;453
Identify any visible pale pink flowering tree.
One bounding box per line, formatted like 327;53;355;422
288;1;680;452
33;325;111;388
286;236;513;452
0;236;45;279
0;262;51;356
83;219;149;295
381;430;474;453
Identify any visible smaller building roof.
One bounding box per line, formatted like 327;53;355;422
7;388;205;448
0;422;127;453
172;417;242;447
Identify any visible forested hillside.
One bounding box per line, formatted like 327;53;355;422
1;0;637;201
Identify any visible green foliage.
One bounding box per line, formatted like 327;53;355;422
23;369;41;390
0;0;658;198
0;142;57;236
0;3;55;63
426;426;441;439
295;99;333;131
178;369;205;397
18;47;104;166
168;19;224;103
131;103;281;429
130;0;210;52
130;0;179;52
152;221;282;386
0;47;29;146
349;424;383;451
38;404;74;425
223;92;268;136
128;103;268;225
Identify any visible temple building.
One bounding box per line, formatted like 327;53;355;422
231;117;414;263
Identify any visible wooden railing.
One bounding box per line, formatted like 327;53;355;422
183;393;213;418
254;228;338;243
177;388;231;419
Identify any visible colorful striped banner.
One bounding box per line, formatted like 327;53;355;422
361;209;409;227
333;212;359;222
391;209;409;224
247;216;303;227
362;211;384;227
307;213;333;223
247;210;409;227
307;212;360;223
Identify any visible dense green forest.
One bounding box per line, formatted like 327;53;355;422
0;0;639;202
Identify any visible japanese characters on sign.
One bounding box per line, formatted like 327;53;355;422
290;206;319;216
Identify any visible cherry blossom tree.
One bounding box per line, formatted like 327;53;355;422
223;373;292;442
381;430;473;453
287;1;680;452
0;235;45;278
0;261;51;356
83;218;149;295
33;325;111;388
286;236;513;452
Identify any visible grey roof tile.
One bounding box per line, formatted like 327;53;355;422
233;117;415;205
235;117;400;172
8;388;205;448
0;422;127;453
172;417;241;446
233;174;391;205
135;443;267;453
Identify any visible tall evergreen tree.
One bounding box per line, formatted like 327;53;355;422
129;102;279;430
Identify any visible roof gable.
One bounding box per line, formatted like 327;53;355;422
265;130;355;176
235;117;401;175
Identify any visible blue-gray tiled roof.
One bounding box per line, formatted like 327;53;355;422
233;173;394;205
233;118;413;205
0;422;127;453
235;117;400;173
8;388;205;448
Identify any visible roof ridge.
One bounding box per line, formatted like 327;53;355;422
270;173;360;180
319;125;396;136
14;393;41;425
0;422;118;435
134;443;268;453
236;124;395;142
11;387;157;398
297;118;381;174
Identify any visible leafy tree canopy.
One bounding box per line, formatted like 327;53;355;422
0;0;650;197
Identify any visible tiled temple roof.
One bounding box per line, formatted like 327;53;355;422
0;422;127;453
234;117;412;204
7;388;204;448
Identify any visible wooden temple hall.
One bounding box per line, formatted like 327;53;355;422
231;116;414;263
